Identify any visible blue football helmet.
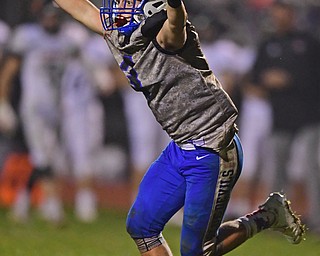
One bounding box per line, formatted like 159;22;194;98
100;0;166;36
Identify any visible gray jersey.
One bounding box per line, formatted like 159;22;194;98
104;21;238;151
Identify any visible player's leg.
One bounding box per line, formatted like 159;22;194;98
62;110;98;222
61;71;102;222
214;191;306;255
178;134;303;255
11;105;50;221
203;135;305;255
16;102;63;223
180;135;242;255
214;208;276;254
141;242;172;256
126;141;186;255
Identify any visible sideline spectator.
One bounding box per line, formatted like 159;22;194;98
249;1;320;230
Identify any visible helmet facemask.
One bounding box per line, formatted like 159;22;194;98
100;0;166;36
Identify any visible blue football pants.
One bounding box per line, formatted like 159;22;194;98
126;135;243;255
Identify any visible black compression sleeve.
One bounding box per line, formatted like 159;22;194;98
167;0;181;8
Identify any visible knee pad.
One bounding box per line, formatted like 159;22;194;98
133;234;164;253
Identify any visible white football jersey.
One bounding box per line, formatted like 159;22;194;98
9;23;75;112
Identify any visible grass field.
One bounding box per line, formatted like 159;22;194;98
1;207;319;256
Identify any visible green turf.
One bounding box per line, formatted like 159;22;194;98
0;207;319;255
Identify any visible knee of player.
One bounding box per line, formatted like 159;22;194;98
126;211;134;235
126;212;165;253
126;208;143;237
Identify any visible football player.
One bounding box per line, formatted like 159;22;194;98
53;0;305;255
0;3;100;224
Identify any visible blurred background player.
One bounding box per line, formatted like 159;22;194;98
0;2;103;223
59;44;105;222
0;19;12;163
0;3;70;224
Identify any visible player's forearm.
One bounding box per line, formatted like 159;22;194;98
54;0;103;35
157;0;187;50
166;0;187;31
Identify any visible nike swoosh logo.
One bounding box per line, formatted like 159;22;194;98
196;154;210;160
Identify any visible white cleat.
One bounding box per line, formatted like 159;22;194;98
259;192;306;244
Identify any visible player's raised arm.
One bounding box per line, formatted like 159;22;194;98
54;0;103;35
156;0;187;51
